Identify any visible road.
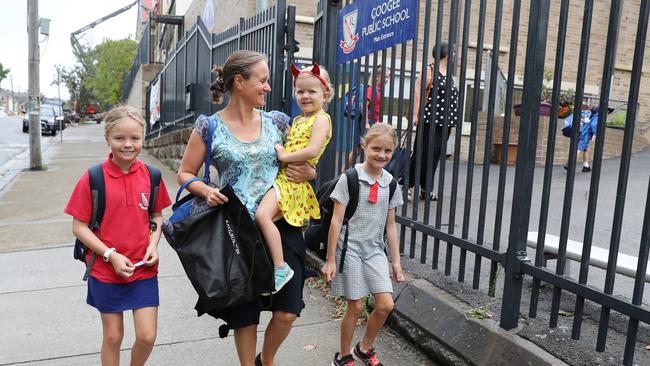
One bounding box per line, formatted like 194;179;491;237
0;116;62;192
0;116;62;168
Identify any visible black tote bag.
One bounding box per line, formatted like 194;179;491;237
169;185;275;313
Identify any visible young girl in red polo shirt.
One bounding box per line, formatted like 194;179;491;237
65;105;172;366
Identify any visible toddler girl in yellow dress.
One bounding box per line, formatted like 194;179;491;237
256;63;333;293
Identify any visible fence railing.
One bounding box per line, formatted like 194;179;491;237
122;19;156;101
145;1;294;140
314;0;650;364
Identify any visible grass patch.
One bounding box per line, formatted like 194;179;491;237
607;111;626;127
466;306;492;319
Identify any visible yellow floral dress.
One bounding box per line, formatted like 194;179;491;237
276;112;331;227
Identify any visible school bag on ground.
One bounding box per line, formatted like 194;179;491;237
304;168;397;272
73;163;162;281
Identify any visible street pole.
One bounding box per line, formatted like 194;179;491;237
9;74;15;114
56;69;62;142
27;0;43;170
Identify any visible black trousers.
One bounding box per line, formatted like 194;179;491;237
408;123;452;190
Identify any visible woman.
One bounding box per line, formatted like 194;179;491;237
177;50;315;366
409;42;460;201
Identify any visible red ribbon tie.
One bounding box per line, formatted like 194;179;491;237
368;181;379;203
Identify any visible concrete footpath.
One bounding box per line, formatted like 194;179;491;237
0;123;431;366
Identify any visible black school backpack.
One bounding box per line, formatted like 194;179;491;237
304;168;397;272
73;163;162;281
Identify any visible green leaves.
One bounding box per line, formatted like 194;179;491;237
60;38;137;109
0;63;10;89
85;39;137;106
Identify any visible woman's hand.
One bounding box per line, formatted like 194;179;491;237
285;162;316;183
143;244;159;267
391;262;405;282
321;260;337;282
275;144;288;162
205;186;229;206
413;115;419;127
109;252;134;278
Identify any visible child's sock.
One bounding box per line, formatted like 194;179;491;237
583;162;590;168
359;343;369;353
275;262;288;270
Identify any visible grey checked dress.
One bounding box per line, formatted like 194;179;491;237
330;164;404;300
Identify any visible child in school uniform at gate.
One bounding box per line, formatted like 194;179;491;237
255;63;333;293
321;123;406;366
64;106;172;366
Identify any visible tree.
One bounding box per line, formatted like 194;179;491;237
0;63;10;90
85;39;137;107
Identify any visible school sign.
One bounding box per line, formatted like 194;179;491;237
336;0;417;64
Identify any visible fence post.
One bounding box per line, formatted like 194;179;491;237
271;0;287;111
500;0;550;330
313;0;340;186
283;5;297;116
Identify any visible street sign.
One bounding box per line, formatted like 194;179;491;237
336;0;417;64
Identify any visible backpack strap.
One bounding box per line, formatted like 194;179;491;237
389;177;398;201
338;168;359;273
82;164;105;281
145;164;162;233
342;168;359;222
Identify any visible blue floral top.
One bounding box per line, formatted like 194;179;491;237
194;110;289;217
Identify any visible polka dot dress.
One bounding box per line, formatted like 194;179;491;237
423;66;460;128
275;112;332;227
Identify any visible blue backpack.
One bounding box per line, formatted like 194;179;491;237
343;84;364;118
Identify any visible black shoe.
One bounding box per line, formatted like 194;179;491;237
582;166;592;172
331;352;356;366
352;342;384;366
563;165;568;171
419;190;437;201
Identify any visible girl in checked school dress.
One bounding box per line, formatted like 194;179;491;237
322;123;406;366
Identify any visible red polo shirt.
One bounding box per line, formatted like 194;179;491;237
366;84;382;123
65;156;172;284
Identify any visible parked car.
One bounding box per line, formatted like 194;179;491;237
22;106;61;136
41;101;66;131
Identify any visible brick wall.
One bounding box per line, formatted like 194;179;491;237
144;127;194;173
469;111;650;167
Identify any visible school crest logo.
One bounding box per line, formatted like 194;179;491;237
138;192;150;210
340;9;359;54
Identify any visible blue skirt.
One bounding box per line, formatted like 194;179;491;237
87;276;159;313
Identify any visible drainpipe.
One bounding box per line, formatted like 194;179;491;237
256;0;268;12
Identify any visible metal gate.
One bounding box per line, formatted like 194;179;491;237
314;0;650;364
146;1;296;139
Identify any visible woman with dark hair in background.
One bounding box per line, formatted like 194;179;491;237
408;42;460;202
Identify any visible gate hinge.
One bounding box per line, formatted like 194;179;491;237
516;250;531;263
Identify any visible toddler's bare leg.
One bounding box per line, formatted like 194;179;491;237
256;189;285;268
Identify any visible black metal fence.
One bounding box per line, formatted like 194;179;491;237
123;19;155;101
144;1;295;139
315;0;650;364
